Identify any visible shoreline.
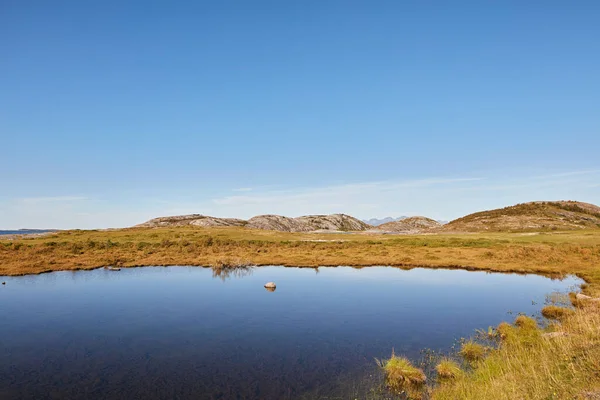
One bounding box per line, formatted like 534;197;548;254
1;227;598;293
0;261;585;285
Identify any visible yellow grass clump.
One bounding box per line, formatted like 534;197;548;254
514;315;537;330
511;315;542;347
541;305;574;320
378;353;426;398
495;322;516;341
459;341;487;363
435;359;463;381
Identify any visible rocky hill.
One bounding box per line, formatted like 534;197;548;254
246;215;312;232
247;213;370;232
137;213;371;232
135;201;600;233
135;214;247;228
442;201;600;232
374;216;441;233
296;214;371;232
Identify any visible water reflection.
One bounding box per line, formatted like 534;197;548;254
211;265;255;281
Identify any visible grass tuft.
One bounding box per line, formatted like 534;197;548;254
541;305;574;320
459;341;486;363
495;322;516;341
514;315;537;330
377;353;426;398
435;359;463;381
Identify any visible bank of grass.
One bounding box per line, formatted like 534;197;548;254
432;303;600;400
2;226;600;399
377;305;600;400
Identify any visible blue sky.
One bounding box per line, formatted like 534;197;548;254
1;1;599;229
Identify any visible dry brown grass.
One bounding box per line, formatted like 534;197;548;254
459;341;487;363
495;322;516;341
435;359;463;381
541;305;574;320
514;315;538;330
377;353;427;399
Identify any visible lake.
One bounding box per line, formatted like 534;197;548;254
0;230;56;236
0;266;581;399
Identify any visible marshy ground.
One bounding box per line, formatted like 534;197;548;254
2;227;600;285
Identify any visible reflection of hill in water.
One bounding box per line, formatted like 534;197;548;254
211;265;254;281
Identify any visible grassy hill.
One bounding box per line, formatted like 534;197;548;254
443;201;600;232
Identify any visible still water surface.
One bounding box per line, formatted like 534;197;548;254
0;230;55;236
0;266;581;399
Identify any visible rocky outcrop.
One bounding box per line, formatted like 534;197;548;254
247;213;370;232
246;215;312;232
576;293;600;303
374;216;441;233
296;214;371;232
137;213;371;232
135;214;247;228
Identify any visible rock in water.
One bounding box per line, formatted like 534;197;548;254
264;282;276;289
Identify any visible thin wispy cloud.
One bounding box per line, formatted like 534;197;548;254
532;169;600;179
204;170;600;221
214;177;483;207
232;187;253;192
206;176;490;220
20;196;88;204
